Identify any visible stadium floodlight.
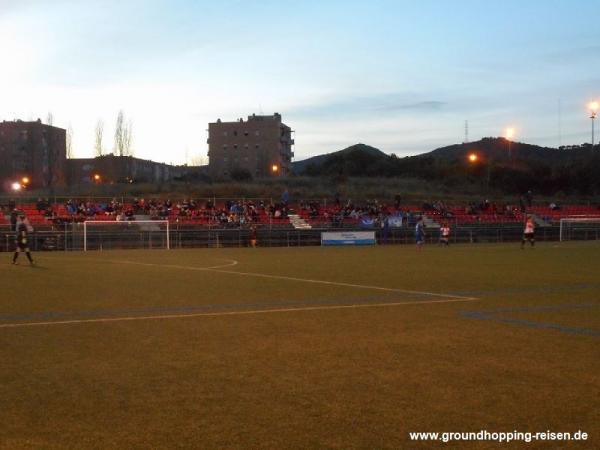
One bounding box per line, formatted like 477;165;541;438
11;182;22;191
21;176;30;185
505;127;515;165
589;101;599;146
83;220;170;251
468;153;478;163
559;217;600;242
271;164;279;173
93;173;102;182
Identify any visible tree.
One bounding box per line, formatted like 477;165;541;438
123;119;133;156
114;110;133;156
190;155;208;166
94;119;104;157
66;124;73;159
114;110;124;156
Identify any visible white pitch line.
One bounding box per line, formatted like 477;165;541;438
110;259;475;301
36;256;240;271
210;268;476;300
110;258;239;271
0;297;478;329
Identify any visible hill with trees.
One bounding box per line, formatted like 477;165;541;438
293;139;600;195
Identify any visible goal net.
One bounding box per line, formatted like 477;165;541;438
83;220;170;251
559;218;600;242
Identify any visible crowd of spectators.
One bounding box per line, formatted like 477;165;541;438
64;198;132;221
3;190;600;230
54;197;294;228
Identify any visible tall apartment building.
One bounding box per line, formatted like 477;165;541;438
0;120;67;190
208;113;294;178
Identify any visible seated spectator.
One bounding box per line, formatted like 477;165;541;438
36;198;48;212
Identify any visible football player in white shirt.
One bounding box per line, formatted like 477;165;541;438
440;223;450;246
521;216;535;249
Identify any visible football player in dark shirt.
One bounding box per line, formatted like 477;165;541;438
12;215;34;265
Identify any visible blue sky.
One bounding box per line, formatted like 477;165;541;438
1;0;599;164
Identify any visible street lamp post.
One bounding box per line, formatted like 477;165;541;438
505;127;515;167
468;152;491;190
589;102;599;147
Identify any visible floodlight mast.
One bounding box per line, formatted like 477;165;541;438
589;101;599;147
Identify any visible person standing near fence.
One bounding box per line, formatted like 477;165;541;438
12;214;35;266
10;209;18;232
440;222;451;246
415;217;426;250
380;214;390;245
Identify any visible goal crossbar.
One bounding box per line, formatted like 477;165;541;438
83;220;170;251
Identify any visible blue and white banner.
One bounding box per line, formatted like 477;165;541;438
321;231;376;246
360;216;375;229
388;214;403;228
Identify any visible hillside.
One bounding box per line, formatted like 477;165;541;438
292;143;387;175
293;139;600;195
427;138;594;166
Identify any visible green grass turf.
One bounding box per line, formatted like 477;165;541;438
0;242;599;449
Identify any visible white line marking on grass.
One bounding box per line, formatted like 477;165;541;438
109;259;475;301
0;297;479;329
108;258;239;270
212;269;476;300
37;256;240;271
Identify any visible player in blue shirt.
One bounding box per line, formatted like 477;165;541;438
415;217;426;250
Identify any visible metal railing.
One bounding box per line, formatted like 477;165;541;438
2;223;600;252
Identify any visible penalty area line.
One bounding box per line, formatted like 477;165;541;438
0;297;479;329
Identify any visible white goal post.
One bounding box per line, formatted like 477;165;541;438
559;217;600;242
83;220;170;251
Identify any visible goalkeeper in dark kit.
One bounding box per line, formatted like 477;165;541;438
12;214;35;266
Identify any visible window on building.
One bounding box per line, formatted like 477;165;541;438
244;131;249;136
234;144;238;149
233;130;238;136
244;144;249;149
255;144;260;149
255;130;260;136
223;144;228;149
223;131;228;137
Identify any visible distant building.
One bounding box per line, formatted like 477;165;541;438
208;113;294;178
67;154;194;185
1;119;204;192
0;120;67;190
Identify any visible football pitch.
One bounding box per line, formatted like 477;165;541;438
1;242;599;449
